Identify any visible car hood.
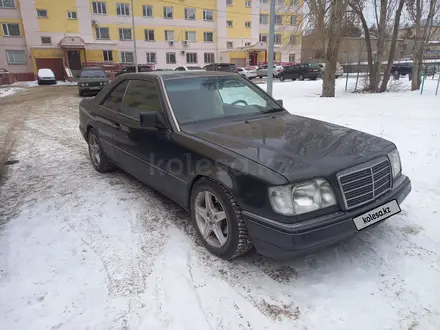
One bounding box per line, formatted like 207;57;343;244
186;113;395;182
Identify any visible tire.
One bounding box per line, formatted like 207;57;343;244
190;177;253;260
279;75;285;82
298;74;304;81
87;128;115;173
292;78;297;81
310;77;317;81
79;90;84;97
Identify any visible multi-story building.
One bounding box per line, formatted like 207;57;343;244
0;0;303;80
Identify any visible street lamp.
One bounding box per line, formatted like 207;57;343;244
266;0;276;96
131;0;138;72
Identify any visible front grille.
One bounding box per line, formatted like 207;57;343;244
88;81;103;87
338;158;392;209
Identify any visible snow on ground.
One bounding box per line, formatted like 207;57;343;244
0;87;23;98
0;79;439;330
10;80;77;88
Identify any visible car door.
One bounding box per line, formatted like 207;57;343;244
96;80;130;161
112;78;176;194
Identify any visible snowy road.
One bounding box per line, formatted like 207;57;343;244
1;80;440;330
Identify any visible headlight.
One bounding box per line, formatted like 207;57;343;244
268;178;336;216
85;83;89;86
80;83;85;87
388;149;401;178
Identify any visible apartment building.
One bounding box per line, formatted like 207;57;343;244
0;0;303;80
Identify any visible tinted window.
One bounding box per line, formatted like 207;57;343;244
121;80;162;119
102;80;129;112
175;67;185;71
80;69;106;78
139;67;152;72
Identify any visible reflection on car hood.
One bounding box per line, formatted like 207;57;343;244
79;77;109;82
186;113;395;182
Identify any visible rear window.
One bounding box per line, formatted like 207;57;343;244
139;67;153;72
80;69;106;78
308;63;321;69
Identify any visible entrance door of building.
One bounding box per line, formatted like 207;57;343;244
249;53;257;66
67;51;82;70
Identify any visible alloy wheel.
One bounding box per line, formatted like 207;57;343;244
194;190;228;248
89;135;101;167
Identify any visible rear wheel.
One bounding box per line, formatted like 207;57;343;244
190;178;253;260
87;128;114;173
310;77;317;81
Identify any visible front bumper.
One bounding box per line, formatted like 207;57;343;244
79;85;105;92
243;175;412;259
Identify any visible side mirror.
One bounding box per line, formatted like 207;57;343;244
140;111;167;129
276;99;283;106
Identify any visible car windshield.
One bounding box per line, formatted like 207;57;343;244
80;69;106;78
187;66;204;70
164;76;284;125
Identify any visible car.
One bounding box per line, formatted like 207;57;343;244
175;66;206;72
256;64;284;78
154;68;174;72
203;63;238;73
37;68;57;85
237;67;257;80
78;67;109;97
391;63;413;76
318;62;344;78
115;65;153;77
79;71;412;260
278;63;322;81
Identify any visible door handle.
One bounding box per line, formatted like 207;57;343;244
112;123;121;130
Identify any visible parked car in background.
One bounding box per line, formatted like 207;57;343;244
203;63;238;73
175;66;206;71
115;65;153;77
79;71;411;260
278;63;321;81
319;62;344;78
37;68;57;85
78;67;109;96
154;68;174;71
391;63;413;76
256;64;284;78
237;67;257;79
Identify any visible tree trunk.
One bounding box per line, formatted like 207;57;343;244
372;0;388;92
380;0;405;92
358;9;376;91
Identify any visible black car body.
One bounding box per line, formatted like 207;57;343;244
203;63;238;73
279;63;322;81
115;65;154;77
79;71;411;260
391;63;413;76
78;67;109;96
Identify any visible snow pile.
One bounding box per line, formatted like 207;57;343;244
0;87;22;98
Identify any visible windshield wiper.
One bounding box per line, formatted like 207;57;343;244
260;108;284;114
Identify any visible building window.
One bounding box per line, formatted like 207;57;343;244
121;52;134;63
185;8;195;20
259;34;268;42
275;15;282;25
259;14;268;24
145;29;155;41
116;3;130;16
96;27;110;39
245;21;251;28
275;34;282;44
67;11;77;19
41;36;51;44
204;32;213;42
92;1;107;14
260;0;268;3
103;50;113;61
185;31;196;42
289;34;297;44
163;6;173;19
0;0;15;8
226;20;233;27
186;52;197;64
227;0;232;5
166;52;176;64
119;28;132;40
288;53;295;62
165;30;174;41
143;5;153;17
1;23;20;36
6;50;26;64
290;15;297;25
245;42;251;46
227;41;233;49
245;1;252;7
203;9;213;21
36;9;48;18
204;53;215;63
146;52;156;63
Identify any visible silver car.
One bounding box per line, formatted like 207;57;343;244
256;64;284;78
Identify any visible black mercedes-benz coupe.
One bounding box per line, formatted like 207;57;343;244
79;71;411;260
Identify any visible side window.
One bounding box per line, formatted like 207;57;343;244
121;80;163;120
102;80;129;112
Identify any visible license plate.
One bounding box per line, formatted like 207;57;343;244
352;200;401;230
90;86;101;90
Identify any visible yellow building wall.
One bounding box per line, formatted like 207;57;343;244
86;50;104;62
0;18;24;37
35;0;79;33
30;48;64;73
95;0;216;19
226;0;252;38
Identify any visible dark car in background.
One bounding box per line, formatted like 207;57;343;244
279;63;322;81
203;63;238;73
78;67;109;96
79;71;411;260
115;65;153;77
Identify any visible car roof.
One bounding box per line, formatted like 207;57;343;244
118;71;240;81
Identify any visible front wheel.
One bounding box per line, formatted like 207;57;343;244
279;75;285;82
190;178;253;260
298;74;304;81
